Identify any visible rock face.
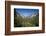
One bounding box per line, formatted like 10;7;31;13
15;11;39;18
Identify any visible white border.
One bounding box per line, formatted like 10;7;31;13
11;5;42;31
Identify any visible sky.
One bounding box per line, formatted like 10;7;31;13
14;8;39;17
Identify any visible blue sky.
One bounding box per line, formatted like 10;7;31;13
14;8;39;17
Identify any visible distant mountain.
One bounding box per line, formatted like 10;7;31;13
15;11;39;19
25;12;39;19
31;13;38;17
